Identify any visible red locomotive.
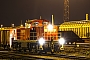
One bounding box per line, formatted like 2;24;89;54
11;19;60;53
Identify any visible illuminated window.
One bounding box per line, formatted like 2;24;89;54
43;22;48;25
53;29;55;32
44;29;47;32
25;23;31;28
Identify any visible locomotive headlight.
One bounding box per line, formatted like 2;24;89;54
38;37;45;45
59;38;65;45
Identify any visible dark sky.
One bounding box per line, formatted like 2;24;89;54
0;0;90;26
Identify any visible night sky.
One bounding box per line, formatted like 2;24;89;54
0;0;90;26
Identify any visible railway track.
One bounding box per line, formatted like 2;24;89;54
0;45;90;60
0;51;89;60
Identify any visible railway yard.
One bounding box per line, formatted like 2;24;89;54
0;18;90;60
0;0;90;59
0;43;90;60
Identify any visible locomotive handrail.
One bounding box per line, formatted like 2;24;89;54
13;40;38;43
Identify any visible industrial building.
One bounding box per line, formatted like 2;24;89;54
59;14;90;42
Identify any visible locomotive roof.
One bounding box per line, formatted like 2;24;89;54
26;19;49;24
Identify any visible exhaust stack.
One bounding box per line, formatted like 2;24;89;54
52;15;54;25
86;14;89;21
40;16;42;19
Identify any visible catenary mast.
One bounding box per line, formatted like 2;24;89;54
64;0;69;22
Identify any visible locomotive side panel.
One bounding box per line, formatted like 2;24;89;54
36;27;44;39
16;28;30;40
29;27;44;40
30;27;37;40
